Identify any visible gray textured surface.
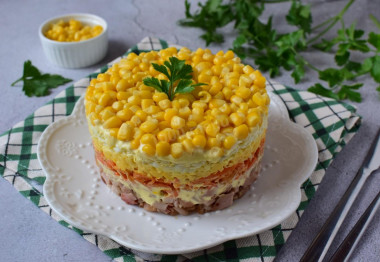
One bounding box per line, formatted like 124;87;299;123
0;0;379;261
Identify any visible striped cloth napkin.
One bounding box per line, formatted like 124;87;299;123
0;37;361;261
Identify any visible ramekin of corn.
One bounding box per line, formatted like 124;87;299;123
39;13;108;68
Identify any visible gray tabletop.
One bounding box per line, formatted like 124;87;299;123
1;0;379;261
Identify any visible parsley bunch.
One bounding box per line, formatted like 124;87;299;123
143;57;205;100
12;60;72;97
179;0;380;102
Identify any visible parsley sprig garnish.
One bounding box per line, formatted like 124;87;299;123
179;0;380;102
12;60;72;97
143;57;205;101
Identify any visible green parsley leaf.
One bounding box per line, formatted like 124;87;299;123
308;83;339;100
286;1;312;34
337;84;363;102
11;60;72;97
368;32;380;51
371;55;380;83
143;57;205;100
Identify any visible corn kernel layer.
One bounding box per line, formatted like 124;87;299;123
85;47;270;158
44;19;103;42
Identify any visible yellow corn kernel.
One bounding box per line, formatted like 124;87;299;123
221;127;234;134
255;76;266;88
171;143;183;158
139;62;149;71
158;121;170;130
144;105;161;115
247;111;261;127
182;138;194;153
153;92;168;102
111;74;121;87
157;128;177;142
171;116;185;129
141;99;154;110
186;120;197;128
179;107;192;119
224;50;235;60
219;103;231;115
209;82;223;96
135;110;147;122
236;87;251;99
100;108;115;121
203;52;213;61
172;100;181;109
156;141;171;156
140;119;158;133
233;124;249;140
226;78;239;87
109;128;119;138
230;112;246;126
178;98;190;107
207;137;220;148
239;75;253;86
192;106;204;117
130;139;140;149
198;74;212;83
215;114;230;127
192;134;207;148
233;63;243;73
138;90;152;99
178;52;190;60
114;79;130;92
210;108;221;117
140;134;157;146
95;105;104;114
223;136;237;149
213;56;224;65
142;144;155;156
128;95;141;106
98;93;112;107
117;123;134;141
128;104;141;113
205;123;220;137
211;65;222;76
116;108;133;121
192;101;207;109
243;65;255;74
231;95;243;105
164;108;178;122
117;91;130;101
158;99;171;110
195;61;212;73
208;147;224;158
222;87;233;100
111;101;124;112
252;93;270;106
103;116;122;129
130;115;142;126
153;111;165;121
239;103;249;113
209;99;224;109
198;91;211;103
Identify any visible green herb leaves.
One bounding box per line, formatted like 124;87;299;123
179;0;380;102
12;60;72;97
143;57;205;100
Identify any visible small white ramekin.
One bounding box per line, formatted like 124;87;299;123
39;13;108;68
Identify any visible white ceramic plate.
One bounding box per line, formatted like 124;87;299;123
38;92;318;254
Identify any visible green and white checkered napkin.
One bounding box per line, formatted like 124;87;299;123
0;37;361;262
